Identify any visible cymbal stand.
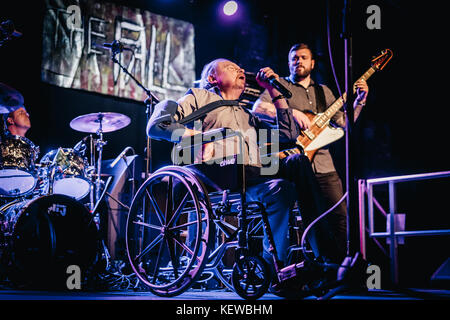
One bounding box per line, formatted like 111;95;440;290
89;113;107;213
90;114;114;272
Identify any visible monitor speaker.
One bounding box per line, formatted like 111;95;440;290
101;155;142;261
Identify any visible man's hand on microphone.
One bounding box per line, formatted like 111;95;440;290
256;67;290;111
256;67;280;92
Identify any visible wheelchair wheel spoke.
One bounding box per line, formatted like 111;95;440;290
249;261;256;274
170;217;207;231
146;187;165;226
134;233;163;262
165;176;174;222
133;220;163;232
166;237;180;279
151;237;168;284
173;236;201;264
167;191;189;227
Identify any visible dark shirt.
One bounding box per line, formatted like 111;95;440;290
256;77;342;173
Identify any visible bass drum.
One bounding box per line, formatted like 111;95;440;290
0;194;99;289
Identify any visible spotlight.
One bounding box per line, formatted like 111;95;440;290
223;1;238;16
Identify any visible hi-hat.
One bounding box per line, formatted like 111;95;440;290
0;82;24;114
70;112;131;133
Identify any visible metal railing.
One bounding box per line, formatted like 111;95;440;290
358;170;450;284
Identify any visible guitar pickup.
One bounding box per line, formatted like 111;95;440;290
303;130;315;140
295;142;305;153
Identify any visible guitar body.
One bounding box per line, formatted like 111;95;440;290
304;124;344;152
276;112;344;161
297;112;344;161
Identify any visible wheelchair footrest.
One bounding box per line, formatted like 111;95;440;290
278;261;306;283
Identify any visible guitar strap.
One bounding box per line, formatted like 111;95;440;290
314;84;327;113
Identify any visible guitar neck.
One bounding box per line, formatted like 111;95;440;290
315;66;376;128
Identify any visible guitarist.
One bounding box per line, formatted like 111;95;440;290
253;43;369;261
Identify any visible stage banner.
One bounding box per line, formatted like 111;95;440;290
41;0;196;102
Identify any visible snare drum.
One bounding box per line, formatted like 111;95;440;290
40;148;92;200
0;135;39;198
0;194;99;288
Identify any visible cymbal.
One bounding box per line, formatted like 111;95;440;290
70;112;131;133
0;82;24;114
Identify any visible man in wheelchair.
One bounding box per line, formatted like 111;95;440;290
145;58;342;297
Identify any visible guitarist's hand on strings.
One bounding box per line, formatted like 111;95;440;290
292;109;311;130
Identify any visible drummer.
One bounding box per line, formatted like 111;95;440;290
4;106;31;137
1;106;42;197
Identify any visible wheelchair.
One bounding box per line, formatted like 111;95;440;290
125;129;313;299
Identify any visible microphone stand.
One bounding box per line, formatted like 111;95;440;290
318;0;368;300
342;0;357;257
110;50;159;179
87;47;158;275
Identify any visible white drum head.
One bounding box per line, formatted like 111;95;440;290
0;168;36;197
53;177;91;200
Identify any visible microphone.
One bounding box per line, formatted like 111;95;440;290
268;76;292;99
103;40;132;54
110;146;133;168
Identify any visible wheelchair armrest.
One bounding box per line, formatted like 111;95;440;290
182;127;244;147
172;128;246;165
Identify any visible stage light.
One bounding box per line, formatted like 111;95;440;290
223;1;238;16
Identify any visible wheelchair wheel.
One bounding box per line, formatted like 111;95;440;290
210;212;264;292
231;255;270;300
126;166;213;297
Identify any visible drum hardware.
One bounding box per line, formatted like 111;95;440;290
68;112;132;275
89;175;113;271
47;160;56;195
69;112;131;211
95;117;106;211
90;172;131;212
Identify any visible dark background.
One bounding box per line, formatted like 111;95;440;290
1;0;449;287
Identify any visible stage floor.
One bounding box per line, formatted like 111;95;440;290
1;286;448;318
0;287;448;300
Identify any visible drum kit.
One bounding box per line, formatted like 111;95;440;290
0;82;133;288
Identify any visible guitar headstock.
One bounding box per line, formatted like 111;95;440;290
371;49;393;71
